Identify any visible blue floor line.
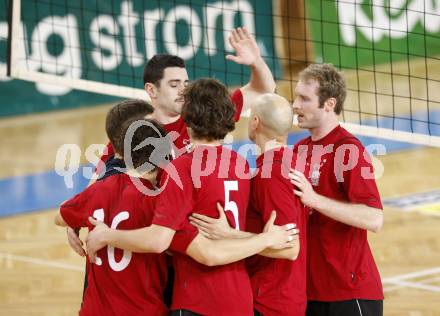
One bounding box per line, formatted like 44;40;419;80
0;170;90;217
0;132;423;217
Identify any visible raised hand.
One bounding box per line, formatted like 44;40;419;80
226;27;261;66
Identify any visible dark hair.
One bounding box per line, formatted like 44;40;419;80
182;78;235;141
106;99;154;154
143;54;185;86
299;63;346;114
117;118;171;170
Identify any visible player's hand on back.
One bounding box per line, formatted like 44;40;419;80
66;227;86;257
263;211;299;250
225;27;261;66
189;203;235;239
86;217;110;263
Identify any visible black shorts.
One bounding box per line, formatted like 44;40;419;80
306;299;383;316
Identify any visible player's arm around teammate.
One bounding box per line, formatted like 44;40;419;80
63;101;154;256
54;117;181;316
190;93;308;316
86;210;296;266
85;79;297;267
65;26;276;257
190;203;299;261
190;93;302;261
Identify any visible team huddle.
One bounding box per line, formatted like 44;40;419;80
55;28;384;316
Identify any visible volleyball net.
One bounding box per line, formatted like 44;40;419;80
3;0;440;146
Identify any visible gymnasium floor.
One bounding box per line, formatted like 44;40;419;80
1;94;440;316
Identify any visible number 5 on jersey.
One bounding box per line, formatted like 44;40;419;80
224;181;240;230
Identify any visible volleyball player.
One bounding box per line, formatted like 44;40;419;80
290;63;384;316
66;99;154;257
190;94;307;315
55;116;170;315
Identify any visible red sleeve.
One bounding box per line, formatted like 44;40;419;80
169;222;199;255
335;140;383;209
60;186;95;228
250;164;299;227
231;89;243;122
95;142;114;174
152;160;195;230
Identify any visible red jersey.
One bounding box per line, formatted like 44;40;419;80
60;174;168;316
294;125;383;301
97;89;244;165
152;145;253;316
246;147;307;316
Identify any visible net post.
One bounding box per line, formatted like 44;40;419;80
7;0;21;78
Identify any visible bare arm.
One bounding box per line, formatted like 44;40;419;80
56;213;87;257
85;218;175;262
187;233;277;266
64;175;98;256
290;169;383;233
240;57;276;111
259;240;299;260
66;227;86;257
63;144;110;257
190;204;299;260
187;211;297;266
226;27;276;112
54;213;67;227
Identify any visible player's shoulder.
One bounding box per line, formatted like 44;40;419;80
293;135;312;152
161;151;192;185
254;148;293;182
256;147;294;166
98;172;126;188
171;151;193;171
82;174;116;195
334;126;364;148
227;147;251;176
67;174;123;208
227;146;248;162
